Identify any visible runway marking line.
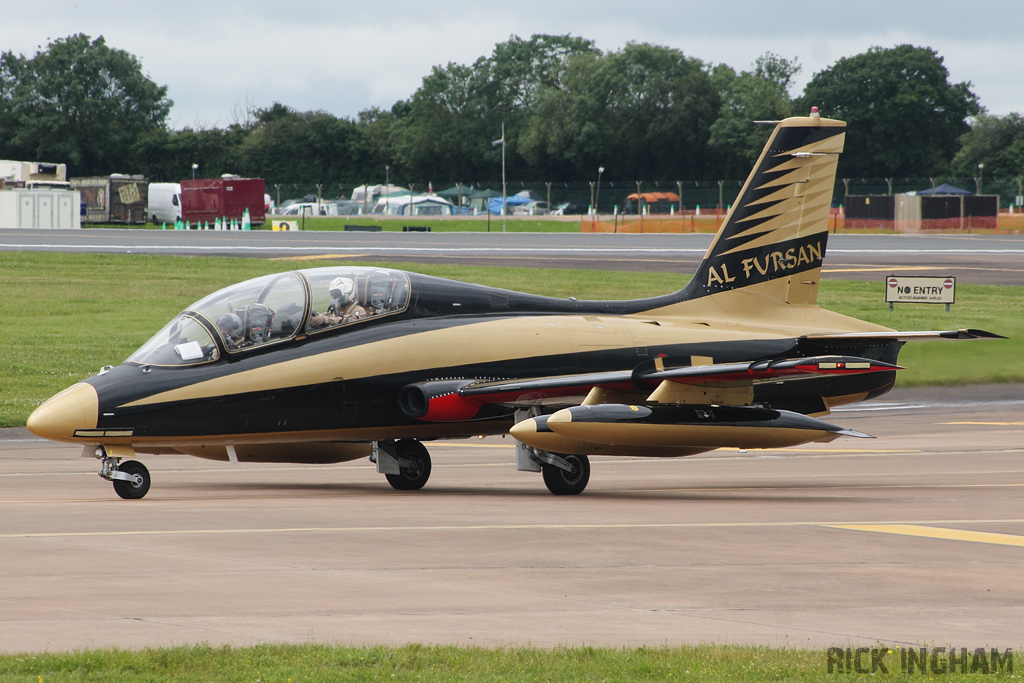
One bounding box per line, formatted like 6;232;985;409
942;421;1024;426
824;524;1024;548
4;518;1024;540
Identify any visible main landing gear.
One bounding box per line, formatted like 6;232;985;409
373;439;432;491
536;451;591;496
96;448;152;499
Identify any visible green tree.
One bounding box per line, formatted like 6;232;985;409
399;60;490;182
523;43;720;181
950;113;1024;179
709;53;800;178
399;34;599;183
239;104;365;190
798;45;979;178
0;34;171;176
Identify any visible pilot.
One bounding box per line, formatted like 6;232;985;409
216;312;245;349
309;276;366;328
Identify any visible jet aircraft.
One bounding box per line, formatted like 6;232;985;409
27;109;1002;498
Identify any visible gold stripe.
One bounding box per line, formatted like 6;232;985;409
121;315;792;409
825;524;1024;548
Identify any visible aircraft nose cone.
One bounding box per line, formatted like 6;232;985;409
26;382;99;443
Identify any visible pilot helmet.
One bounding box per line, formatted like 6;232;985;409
329;276;356;303
217;312;243;336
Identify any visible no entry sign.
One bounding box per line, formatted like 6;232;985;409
885;275;956;306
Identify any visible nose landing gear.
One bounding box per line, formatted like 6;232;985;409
96;446;152;499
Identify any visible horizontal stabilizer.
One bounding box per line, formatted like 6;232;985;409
803;328;1006;343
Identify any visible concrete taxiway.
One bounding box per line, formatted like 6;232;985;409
2;229;1023;285
1;384;1022;653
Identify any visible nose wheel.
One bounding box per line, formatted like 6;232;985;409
98;454;152;499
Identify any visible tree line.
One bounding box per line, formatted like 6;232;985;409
2;34;1021;202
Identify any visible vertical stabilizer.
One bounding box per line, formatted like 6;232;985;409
681;110;845;306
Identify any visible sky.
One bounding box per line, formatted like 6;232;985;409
2;0;1022;129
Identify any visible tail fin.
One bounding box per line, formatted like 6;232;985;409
682;109;845;306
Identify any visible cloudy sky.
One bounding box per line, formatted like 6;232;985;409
3;0;1021;129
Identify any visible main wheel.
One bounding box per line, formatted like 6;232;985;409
112;460;151;499
385;439;432;491
542;454;590;495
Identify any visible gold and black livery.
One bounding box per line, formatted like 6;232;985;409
28;110;1002;498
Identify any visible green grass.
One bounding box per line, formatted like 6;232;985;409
6;642;1012;682
1;252;1019;427
816;279;1023;386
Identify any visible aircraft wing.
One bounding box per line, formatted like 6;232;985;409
399;355;900;421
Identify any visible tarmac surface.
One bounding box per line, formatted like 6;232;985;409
2;229;1023;285
1;384;1022;653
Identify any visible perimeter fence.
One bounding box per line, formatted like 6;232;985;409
271;177;1024;215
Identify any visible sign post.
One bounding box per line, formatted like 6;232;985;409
885;276;956;312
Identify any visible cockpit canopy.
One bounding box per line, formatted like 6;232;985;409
126;267;411;366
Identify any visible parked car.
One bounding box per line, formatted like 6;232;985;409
553;202;588;216
281;202;330;216
511;200;551;216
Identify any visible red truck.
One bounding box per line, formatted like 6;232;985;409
181;176;266;226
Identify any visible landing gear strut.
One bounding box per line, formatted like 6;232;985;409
97;449;151;499
538;452;590;496
373;439;432;491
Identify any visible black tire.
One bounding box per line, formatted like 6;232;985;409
112;460;151;499
385;439;432;491
542;454;590;495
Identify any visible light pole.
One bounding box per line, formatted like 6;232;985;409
977;163;984;194
595;166;604;219
385;165;390;213
191;163;198;180
492;124;506;232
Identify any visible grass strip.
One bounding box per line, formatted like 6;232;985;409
6;642;1016;682
1;252;1019;427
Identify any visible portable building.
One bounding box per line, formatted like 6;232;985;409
0;188;81;229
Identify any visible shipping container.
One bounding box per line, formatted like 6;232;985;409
181;176;266;226
70;175;149;224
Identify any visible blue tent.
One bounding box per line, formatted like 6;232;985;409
916;183;972;195
487;194;530;215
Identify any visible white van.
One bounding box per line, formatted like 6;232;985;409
148;182;181;224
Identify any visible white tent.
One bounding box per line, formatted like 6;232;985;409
371;194;454;216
